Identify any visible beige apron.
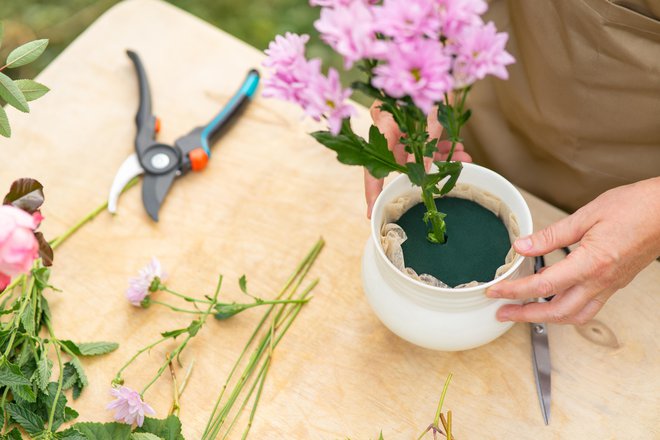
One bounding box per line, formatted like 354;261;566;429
463;0;660;212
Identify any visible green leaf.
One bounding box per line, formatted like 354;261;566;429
214;303;249;320
423;138;438;158
71;422;132;440
460;109;472;125
3;428;22;440
3;178;44;213
310;124;402;179
0;359;36;403
0;105;9;137
57;428;87;440
21;303;35;334
70;357;88;387
35;355;52;392
432;161;463;195
33;267;52;290
436;102;452;132
61;362;78;390
160;328;188;339
73;341;119;356
405;162;426;187
187;320;202;337
6;402;43;435
5;39;48;69
131;434;163;440
238;275;248;294
14;79;49;101
72;381;83;400
0;72;29;112
135;415;184;440
58;340;82;356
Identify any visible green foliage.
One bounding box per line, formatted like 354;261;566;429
63;415;186;440
0;181;120;438
58;341;119;357
311;121;405;179
0;23;48;137
14;79;49;101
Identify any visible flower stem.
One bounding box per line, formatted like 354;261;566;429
50;178;139;250
202;239;323;439
433;372;453;426
45;318;64;432
150;300;205;314
141;275;221;396
114;336;171;382
161;286;212;304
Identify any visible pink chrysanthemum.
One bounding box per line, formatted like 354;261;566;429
302;68;356;135
314;1;387;68
373;39;453;114
263;32;310;70
451;21;515;88
438;0;488;40
126;257;166;306
107;386;155;427
310;0;379;7
376;0;441;41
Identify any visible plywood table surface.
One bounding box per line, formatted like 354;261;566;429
1;1;658;438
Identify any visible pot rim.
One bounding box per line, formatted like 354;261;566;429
370;162;533;294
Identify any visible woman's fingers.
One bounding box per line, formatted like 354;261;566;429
364;169;384;219
495;287;614;325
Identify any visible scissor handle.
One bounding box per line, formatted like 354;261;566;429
199;69;260;156
126;50;158;156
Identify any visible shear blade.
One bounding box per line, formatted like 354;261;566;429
142;171;176;222
531;323;551;425
108;154;144;214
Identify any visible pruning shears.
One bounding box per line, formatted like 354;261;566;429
108;50;260;221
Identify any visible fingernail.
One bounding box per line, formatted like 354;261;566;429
496;310;510;322
515;236;533;252
486;288;501;298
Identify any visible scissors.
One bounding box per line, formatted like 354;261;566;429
108;50;260;221
531;246;571;425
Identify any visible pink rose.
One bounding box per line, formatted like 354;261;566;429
0;205;39;285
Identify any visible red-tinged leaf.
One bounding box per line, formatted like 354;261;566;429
35;232;53;266
3;178;44;213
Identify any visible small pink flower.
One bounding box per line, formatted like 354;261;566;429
0;205;39;284
310;0;379;7
452;21;515;87
302;68;356;135
314;2;387;68
373;39;453;114
107;386;155;427
263;32;310;70
438;0;488;39
376;0;441;41
126;257;166;306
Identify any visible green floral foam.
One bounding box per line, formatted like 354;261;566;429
396;197;511;287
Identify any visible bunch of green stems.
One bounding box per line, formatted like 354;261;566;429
201;238;324;440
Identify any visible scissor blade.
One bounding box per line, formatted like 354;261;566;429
531;322;551;425
108;154;144;214
142;171;176;222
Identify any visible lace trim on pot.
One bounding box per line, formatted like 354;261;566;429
380;183;520;288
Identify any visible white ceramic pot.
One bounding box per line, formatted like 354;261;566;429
361;162;534;351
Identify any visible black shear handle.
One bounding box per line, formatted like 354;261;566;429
126;50;157;154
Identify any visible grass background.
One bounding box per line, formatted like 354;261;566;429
0;0;368;104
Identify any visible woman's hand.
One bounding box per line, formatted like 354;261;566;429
365;101;473;218
488;177;660;324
